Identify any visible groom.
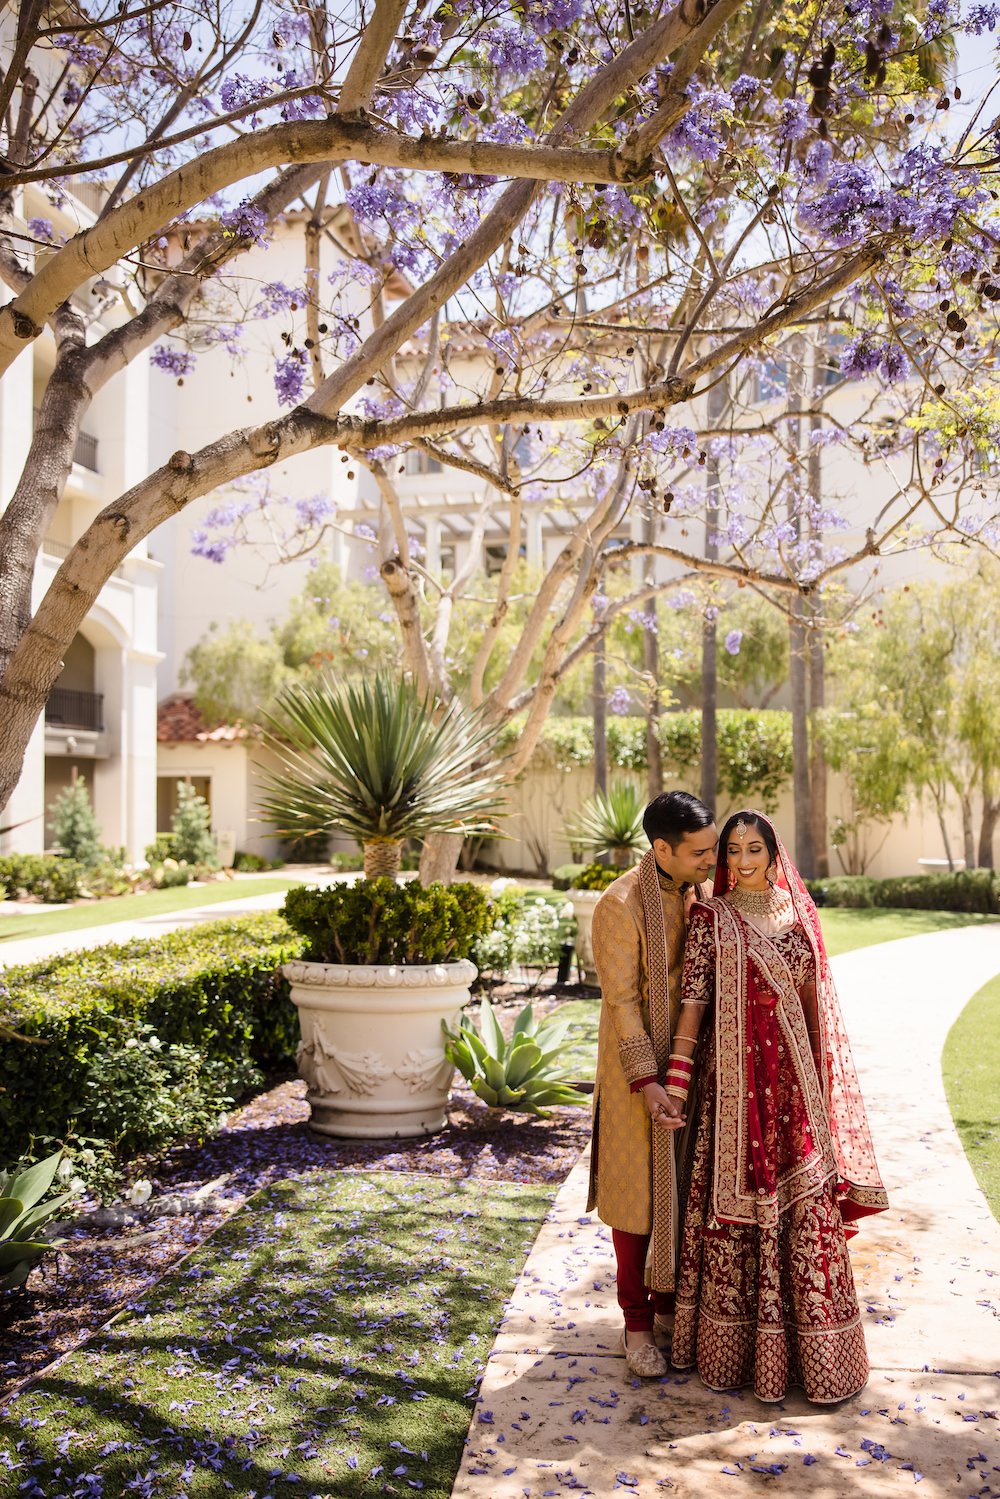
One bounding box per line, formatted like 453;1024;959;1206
587;790;718;1377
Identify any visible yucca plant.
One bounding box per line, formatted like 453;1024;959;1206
259;674;508;879
443;999;587;1117
565;780;649;869
0;1150;71;1291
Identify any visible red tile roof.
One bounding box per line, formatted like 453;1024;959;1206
157;693;249;744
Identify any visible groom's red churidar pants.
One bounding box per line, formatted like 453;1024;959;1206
612;1228;676;1331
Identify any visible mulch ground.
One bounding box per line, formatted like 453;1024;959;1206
0;1045;592;1399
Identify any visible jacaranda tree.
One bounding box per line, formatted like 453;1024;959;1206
1;0;999;880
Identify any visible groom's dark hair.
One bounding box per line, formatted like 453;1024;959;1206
643;790;715;849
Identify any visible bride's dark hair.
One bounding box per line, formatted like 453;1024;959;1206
718;810;778;867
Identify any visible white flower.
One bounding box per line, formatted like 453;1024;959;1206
57;1157;74;1179
124;1038;139;1050
124;1179;152;1206
78;1148;97;1167
489;877;514;896
146;1035;162;1052
67;1177;86;1197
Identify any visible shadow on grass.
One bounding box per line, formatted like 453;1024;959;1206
0;1174;554;1498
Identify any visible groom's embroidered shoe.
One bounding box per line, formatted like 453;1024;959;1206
618;1331;668;1378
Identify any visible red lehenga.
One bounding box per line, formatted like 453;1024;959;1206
670;817;888;1404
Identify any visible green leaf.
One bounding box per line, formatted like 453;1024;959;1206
8;1193;73;1239
478;999;505;1062
0;1238;50;1271
505;1041;543;1088
0;1197;24;1236
7;1151;63;1212
510;1003;536;1040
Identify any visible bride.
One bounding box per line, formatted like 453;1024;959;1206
663;809;888;1404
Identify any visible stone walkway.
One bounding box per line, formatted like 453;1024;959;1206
454;925;1000;1499
0;874;338;969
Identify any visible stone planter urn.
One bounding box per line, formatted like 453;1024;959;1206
568;890;603;983
284;958;477;1138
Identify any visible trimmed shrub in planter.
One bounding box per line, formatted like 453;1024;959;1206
0;913;304;1160
282;879;493;965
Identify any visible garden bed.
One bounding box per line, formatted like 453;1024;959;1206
0;1057;592;1399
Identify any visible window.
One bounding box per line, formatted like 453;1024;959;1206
404;449;443;476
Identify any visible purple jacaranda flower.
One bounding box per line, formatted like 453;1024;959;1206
28;216;54;241
278;69;324;119
731;74;762;107
255;281;307;316
724;630;743;656
966;2;1000;31
523;0;583;32
274;351;307;405
219;73;273;113
667;83;733;163
294;494;334;527
838;335;908;383
150;346;197;377
608;686;631;715
480;24;546;75
804;139;833;183
220;199;270;245
778;97;810;143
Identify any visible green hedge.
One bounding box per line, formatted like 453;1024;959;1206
807;870;1000;913
0;913;304;1160
0;853;83;902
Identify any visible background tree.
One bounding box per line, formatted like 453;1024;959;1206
828;567;1000;869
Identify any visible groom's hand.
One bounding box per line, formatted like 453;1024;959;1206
641;1081;686;1130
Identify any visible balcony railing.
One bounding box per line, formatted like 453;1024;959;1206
32;409;99;471
45;688;104;732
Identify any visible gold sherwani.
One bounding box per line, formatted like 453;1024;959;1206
587;864;698;1239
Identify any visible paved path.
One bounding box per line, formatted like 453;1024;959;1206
454;926;1000;1499
0;873;346;969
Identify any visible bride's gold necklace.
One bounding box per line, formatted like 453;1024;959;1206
726;882;789;917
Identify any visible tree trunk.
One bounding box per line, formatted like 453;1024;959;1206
806;386;829;878
787;335;814;877
960;793;975;869
700;612;717;815
418;831;464;885
699;379;727;817
643;511;663;800
593;632;608;795
789;599;815;878
808;615;829;877
932;790;955;871
363;838;403;879
977;792;999;869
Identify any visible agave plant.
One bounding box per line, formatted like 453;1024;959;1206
259;673;508;879
565;780;649;869
443;999;587;1117
0;1150;72;1291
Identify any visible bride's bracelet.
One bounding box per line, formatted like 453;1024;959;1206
664;1053;693;1101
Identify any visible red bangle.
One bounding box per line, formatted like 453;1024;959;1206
667;1054;693;1074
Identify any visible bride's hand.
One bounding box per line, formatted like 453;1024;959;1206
641;1081;686;1130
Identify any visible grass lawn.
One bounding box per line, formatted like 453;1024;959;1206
817;906;999;956
943;973;1000;1221
0;875;302;943
0;1171;554;1498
